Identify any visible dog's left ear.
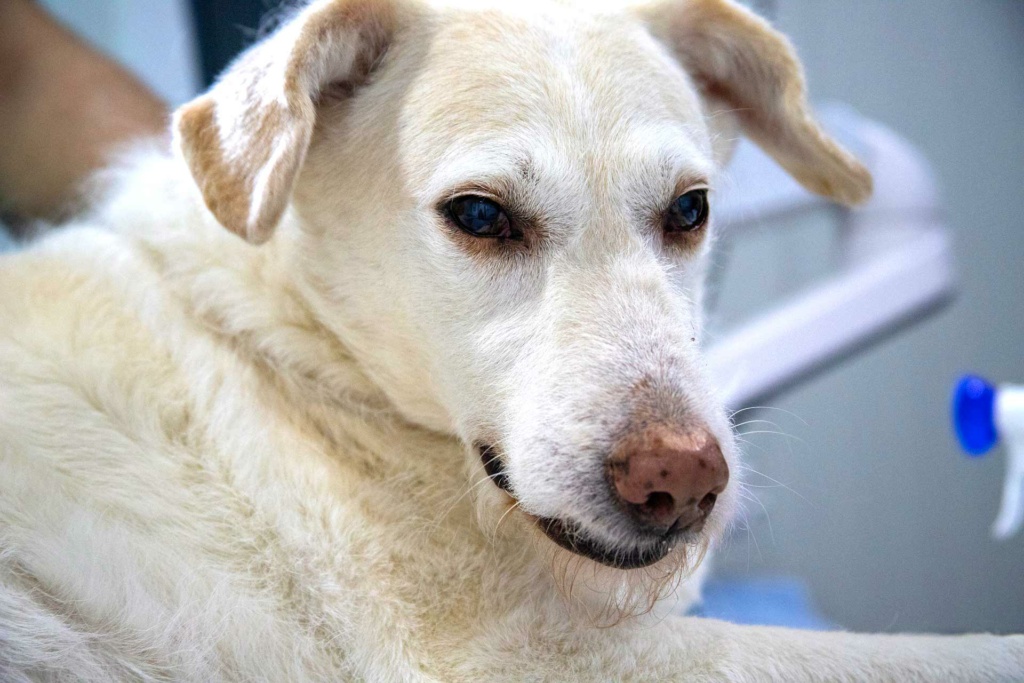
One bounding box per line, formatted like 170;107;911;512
639;0;872;206
173;0;403;243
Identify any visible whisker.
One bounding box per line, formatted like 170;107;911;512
729;405;809;427
494;500;521;534
731;418;785;430
736;465;813;506
738;488;775;545
734;429;805;444
430;469;502;530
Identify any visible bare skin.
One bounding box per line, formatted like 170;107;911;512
0;0;167;224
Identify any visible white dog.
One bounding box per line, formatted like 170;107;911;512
0;0;1020;680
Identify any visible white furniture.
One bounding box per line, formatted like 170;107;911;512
707;105;952;407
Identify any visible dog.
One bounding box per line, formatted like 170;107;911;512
0;0;1021;680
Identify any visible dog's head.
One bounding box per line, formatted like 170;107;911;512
174;0;869;592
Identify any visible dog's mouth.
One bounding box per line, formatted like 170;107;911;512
479;444;681;570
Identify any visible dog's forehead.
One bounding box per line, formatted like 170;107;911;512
396;4;714;197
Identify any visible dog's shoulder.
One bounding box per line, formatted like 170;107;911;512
0;226;219;679
0;224;186;407
0;227;129;334
0;208;470;681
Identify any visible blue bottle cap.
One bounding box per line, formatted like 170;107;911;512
953;374;999;456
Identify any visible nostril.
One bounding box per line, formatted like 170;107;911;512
698;492;717;515
626;490;678;530
641;491;675;519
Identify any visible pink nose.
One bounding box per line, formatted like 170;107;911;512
608;424;728;532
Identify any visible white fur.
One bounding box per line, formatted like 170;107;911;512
0;0;1020;680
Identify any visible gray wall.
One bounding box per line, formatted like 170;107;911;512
714;1;1024;634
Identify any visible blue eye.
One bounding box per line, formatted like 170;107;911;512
666;189;709;233
447;195;515;238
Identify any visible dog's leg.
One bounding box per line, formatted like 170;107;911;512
664;617;1024;682
451;612;1022;681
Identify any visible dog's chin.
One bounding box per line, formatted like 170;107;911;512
479;444;691;571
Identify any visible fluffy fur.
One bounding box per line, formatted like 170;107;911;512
0;0;1020;680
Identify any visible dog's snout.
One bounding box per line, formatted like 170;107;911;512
608;425;728;533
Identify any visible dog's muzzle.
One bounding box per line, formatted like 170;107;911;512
477;433;727;570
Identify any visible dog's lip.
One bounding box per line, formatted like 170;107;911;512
476;443;680;570
479;443;513;494
534;515;678;570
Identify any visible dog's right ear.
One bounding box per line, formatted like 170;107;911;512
173;0;402;244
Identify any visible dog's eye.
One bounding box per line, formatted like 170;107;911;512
447;195;516;239
665;189;709;233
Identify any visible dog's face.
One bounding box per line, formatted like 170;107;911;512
175;0;870;582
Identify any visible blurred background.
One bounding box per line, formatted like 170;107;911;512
708;0;1024;636
23;0;1024;635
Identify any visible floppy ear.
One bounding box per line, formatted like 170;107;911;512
639;0;872;206
173;0;401;243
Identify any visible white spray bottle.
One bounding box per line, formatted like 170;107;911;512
953;375;1024;540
